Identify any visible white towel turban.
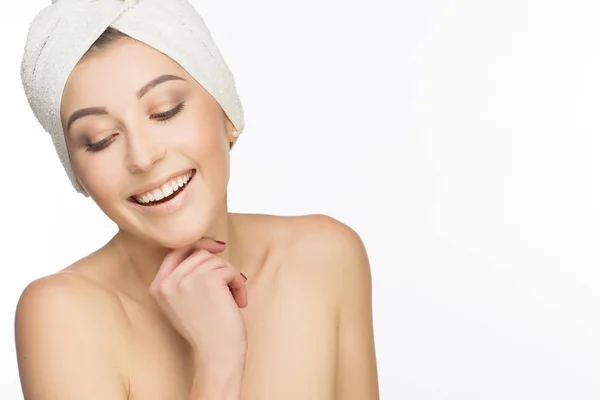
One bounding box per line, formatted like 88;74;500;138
21;0;245;196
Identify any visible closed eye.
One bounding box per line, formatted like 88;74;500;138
151;102;186;122
84;102;186;153
86;133;117;153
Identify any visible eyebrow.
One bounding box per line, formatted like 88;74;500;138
66;74;186;132
66;107;108;132
136;74;185;99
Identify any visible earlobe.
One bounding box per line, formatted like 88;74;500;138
229;130;239;149
223;114;238;144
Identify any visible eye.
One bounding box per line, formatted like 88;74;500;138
83;103;185;153
86;134;117;153
151;102;186;122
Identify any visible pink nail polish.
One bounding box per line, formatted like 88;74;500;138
215;240;226;245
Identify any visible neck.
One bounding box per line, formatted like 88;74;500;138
111;201;240;289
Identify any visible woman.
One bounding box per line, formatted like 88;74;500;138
15;1;379;399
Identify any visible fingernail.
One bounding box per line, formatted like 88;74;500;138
215;240;226;245
240;272;248;281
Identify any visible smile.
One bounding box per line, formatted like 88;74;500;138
130;170;195;206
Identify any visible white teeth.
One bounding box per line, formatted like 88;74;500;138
134;171;193;204
152;188;164;201
162;183;174;197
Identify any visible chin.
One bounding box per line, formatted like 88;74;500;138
134;207;220;249
150;226;209;249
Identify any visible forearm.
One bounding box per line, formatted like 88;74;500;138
189;358;245;400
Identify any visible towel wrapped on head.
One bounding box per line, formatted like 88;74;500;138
21;0;245;196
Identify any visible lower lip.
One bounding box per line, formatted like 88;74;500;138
127;170;196;215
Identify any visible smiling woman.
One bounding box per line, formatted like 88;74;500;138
15;1;379;400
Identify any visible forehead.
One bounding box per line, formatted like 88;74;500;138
61;38;191;113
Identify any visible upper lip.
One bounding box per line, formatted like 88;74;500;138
129;169;194;198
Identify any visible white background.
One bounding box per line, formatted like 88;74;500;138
2;0;600;399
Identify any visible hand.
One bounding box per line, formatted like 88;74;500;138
149;239;248;371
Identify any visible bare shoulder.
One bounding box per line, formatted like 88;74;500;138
16;247;132;348
293;213;366;250
16;267;129;329
266;214;378;399
274;213;369;267
238;212;367;261
15;268;130;398
17;244;131;328
244;213;371;299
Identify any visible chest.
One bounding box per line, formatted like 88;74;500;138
125;273;338;400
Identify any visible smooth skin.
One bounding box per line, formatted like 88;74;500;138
15;35;379;400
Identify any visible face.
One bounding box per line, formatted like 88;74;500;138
61;37;236;248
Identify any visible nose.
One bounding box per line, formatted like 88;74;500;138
125;129;166;173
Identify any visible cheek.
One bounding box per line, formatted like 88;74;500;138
71;153;124;208
182;128;231;192
176;108;231;175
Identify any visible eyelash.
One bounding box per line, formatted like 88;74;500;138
153;102;186;123
85;102;186;153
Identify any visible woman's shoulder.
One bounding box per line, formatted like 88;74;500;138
287;214;365;255
237;212;365;246
16;266;130;338
15;253;131;349
15;269;131;398
239;212;371;287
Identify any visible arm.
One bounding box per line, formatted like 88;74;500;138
188;364;245;400
15;274;129;400
333;222;380;399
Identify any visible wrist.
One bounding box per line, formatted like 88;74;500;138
190;365;245;400
191;343;247;370
190;353;246;400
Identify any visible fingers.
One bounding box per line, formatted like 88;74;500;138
214;260;248;308
219;258;247;292
167;250;216;283
186;238;228;254
150;247;194;293
228;274;249;309
189;264;247;308
151;244;248;308
149;239;248;309
150;239;226;294
172;254;248;308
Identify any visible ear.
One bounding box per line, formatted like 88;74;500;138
223;114;239;147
